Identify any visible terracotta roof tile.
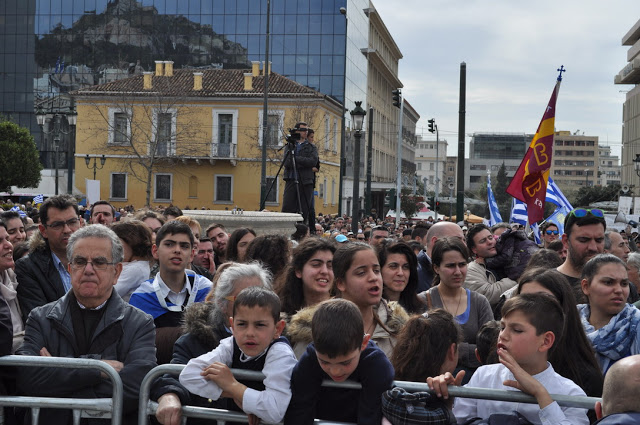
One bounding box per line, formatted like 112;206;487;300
73;69;327;100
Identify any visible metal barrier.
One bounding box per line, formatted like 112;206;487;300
0;355;123;425
139;364;600;425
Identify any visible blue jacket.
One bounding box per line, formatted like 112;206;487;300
594;412;640;424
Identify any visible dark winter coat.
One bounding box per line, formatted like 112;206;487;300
15;234;66;322
485;229;539;281
17;290;156;424
283;141;318;185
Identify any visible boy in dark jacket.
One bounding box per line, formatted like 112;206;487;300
285;299;394;425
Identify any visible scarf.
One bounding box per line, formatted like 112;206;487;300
0;269;23;335
579;303;640;371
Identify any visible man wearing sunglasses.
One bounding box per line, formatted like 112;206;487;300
16;194;82;320
557;208;606;304
540;222;560;248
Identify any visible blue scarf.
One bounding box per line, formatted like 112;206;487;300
579;303;640;374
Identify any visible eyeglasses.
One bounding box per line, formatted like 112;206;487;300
224;295;236;303
570;208;604;219
70;257;115;271
46;218;80;230
545;230;559;235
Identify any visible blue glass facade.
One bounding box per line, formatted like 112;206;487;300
1;0;369;167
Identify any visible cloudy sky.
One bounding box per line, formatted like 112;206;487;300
373;1;640;157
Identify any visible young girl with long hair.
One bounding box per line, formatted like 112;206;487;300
333;242;408;357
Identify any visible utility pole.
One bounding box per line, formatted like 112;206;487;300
393;89;404;229
428;118;439;216
456;62;466;223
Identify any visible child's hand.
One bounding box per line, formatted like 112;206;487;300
201;362;237;391
498;348;553;408
426;370;465;400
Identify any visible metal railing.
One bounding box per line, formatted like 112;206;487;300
0;355;123;425
139;364;599;425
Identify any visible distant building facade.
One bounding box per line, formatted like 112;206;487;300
598;145;621;187
616;18;640;187
415;136;447;194
550;131;599;191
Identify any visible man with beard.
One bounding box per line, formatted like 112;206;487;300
557;208;606;304
205;223;229;267
464;224;517;309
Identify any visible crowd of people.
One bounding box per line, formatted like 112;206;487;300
1;196;640;424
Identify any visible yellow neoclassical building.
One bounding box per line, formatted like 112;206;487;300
72;61;341;214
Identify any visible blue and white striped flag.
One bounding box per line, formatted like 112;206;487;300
510;198;528;226
546;178;573;211
530;222;541;244
33;194;44;205
487;174;502;226
10;206;26;218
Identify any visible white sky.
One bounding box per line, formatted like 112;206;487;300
373;0;640;158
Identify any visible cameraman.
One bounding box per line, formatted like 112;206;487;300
282;122;318;229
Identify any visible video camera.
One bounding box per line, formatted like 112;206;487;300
285;128;302;148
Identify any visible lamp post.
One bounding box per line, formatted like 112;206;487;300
36;103;77;195
634;154;640;178
350;101;366;235
85;155;107;180
338;7;348;216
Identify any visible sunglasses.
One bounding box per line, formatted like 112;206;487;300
545;230;559;235
569;208;604;219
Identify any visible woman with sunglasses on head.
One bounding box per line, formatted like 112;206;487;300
557;208;607;305
578;253;640;376
421;237;493;379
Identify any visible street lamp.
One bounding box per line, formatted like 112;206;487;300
85;155;107;180
350;101;366;235
36;102;77;195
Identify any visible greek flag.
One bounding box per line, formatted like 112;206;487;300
510;198;528;226
530;222;542;244
10;206;26;218
546;178;573;211
545;205;570;236
33;194;44;205
487;174;502;226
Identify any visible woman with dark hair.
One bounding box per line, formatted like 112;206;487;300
278;237;336;316
420;237;493;376
278;237;335;357
378;240;425;314
291;223;309;244
111;220;153;302
245;234;290;283
578;253;640;375
517;267;603;397
332;242;408;357
225;227;256;263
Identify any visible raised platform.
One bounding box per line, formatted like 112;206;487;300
183;210;303;235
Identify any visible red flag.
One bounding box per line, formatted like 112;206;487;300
506;72;563;223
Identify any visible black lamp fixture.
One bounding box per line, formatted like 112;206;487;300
350;101;366;235
634;154;640;178
85;154;107;180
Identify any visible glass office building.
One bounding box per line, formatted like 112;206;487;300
1;0;369;170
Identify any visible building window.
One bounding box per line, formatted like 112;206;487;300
319;182;324;199
189;176;198;198
266;114;280;147
429;162;434;171
470;176;481;183
215;175;233;203
331;178;336;205
333;118;338;152
108;108;131;145
110;173;127;200
265;176;278;204
154;111;176;156
417;163;422;170
212;109;238;156
258;110;284;146
154;174;172;201
323;177;328;205
324;116;330;150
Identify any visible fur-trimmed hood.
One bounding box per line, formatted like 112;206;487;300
27;232;48;254
284;299;410;359
181;302;229;349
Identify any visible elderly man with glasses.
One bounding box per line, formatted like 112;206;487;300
17;224;156;424
16;195;82;321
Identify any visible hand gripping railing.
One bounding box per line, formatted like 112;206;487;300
0;355;123;425
139;364;600;425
